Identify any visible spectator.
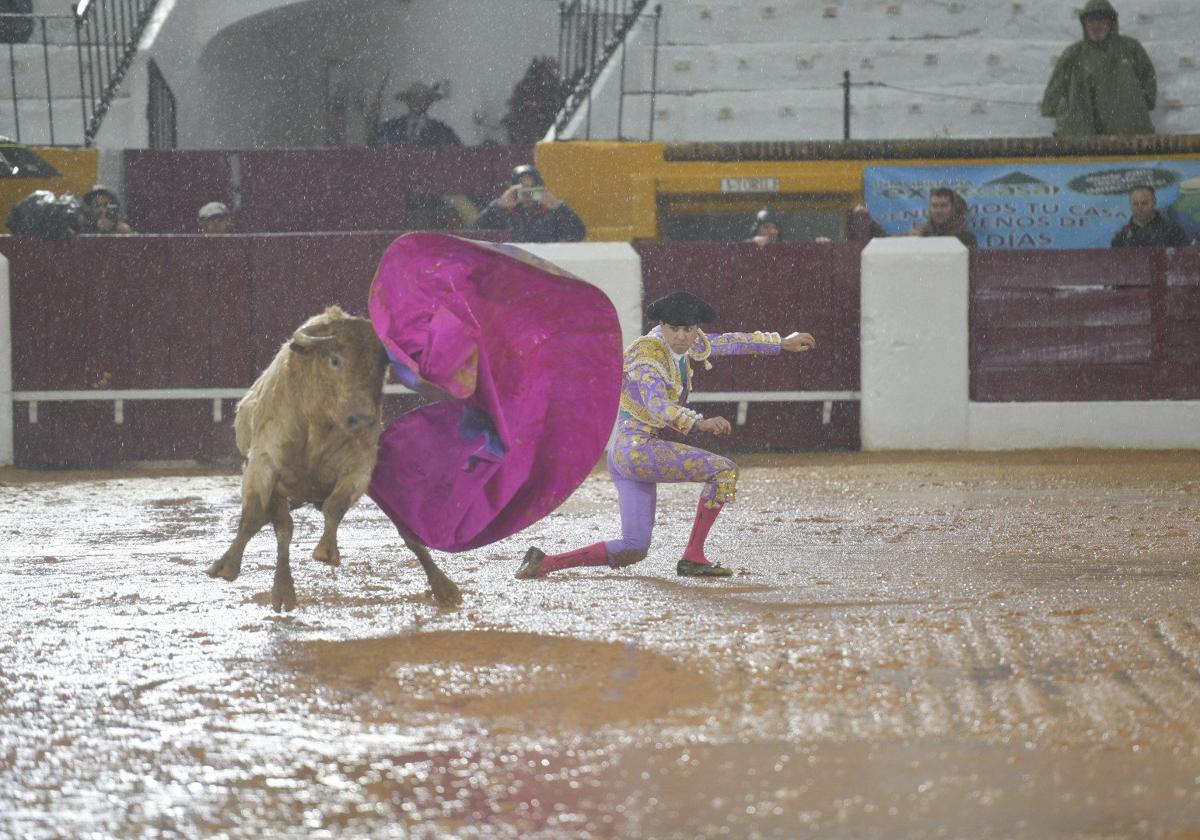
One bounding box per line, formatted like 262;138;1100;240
371;81;461;148
474;164;586;243
197;201;235;234
906;187;977;249
847;204;887;242
80;185;132;235
1111;185;1191;247
748;207;783;246
1040;0;1156;137
813;205;887;244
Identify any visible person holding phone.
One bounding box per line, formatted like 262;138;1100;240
79;185;133;235
474;164;586;243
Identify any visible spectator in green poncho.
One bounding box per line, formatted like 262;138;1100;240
1040;0;1157;137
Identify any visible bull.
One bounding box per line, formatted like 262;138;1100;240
207;306;461;611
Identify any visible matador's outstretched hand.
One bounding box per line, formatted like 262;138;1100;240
782;332;816;352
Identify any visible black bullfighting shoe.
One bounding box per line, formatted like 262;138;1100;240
515;546;546;579
676;558;733;577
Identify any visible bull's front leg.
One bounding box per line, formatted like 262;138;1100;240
312;474;368;568
208;456;276;581
397;526;461;607
268;492;297;612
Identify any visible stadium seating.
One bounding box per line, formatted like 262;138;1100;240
558;0;1200;141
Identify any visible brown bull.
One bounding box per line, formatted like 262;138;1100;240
207;306;461;611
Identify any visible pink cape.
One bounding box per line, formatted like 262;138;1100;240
367;233;622;552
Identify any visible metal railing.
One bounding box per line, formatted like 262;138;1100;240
1;1;158;146
146;56;175;148
75;0;160;146
554;0;655;137
3;11;73;145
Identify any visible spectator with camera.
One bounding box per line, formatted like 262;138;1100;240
473;164;585;243
79;185;133;235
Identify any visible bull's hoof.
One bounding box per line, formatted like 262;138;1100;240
312;544;341;567
429;575;462;608
206;556;241;581
272;577;297;613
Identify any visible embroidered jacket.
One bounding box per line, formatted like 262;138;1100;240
619;326;781;434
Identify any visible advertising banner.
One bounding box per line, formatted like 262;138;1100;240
864;161;1200;249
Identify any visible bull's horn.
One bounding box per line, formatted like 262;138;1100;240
290;329;336;354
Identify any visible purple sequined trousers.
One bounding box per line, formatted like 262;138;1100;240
602;418;737;558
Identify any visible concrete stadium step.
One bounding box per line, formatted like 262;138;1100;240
621;38;1200;96
0;43;108;99
619;84;1046;142
622;40;1062;94
0;98;87;145
9;0;143;47
9;7;81;47
615;83;1200;142
656;0;1194;46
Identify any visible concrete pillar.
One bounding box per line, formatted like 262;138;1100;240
860;237;969;450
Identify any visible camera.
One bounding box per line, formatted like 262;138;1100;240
516;186;545;204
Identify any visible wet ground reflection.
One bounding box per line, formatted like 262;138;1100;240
2;451;1199;837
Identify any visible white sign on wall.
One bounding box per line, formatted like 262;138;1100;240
720;177;780;194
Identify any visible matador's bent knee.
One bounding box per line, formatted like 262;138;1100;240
703;464;739;507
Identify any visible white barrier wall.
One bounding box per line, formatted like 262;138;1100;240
969;402;1200;449
859;238;1200;450
0;254;11;466
522;243;644;349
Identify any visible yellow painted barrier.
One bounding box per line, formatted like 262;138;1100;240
536;139;1200;241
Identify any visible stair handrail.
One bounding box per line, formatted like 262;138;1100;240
74;0;160;146
554;0;653;137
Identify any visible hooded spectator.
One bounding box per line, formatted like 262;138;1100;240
1040;0;1156;136
6;190;84;240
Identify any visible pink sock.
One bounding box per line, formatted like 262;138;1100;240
540;541;610;575
682;500;722;564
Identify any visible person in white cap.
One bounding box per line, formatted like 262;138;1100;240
198;201;234;234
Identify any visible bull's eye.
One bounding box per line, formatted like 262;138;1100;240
329;354;342;370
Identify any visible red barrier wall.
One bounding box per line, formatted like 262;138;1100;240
122;146;534;234
5;236;1195;467
634;242;863;451
0;232;409;466
970;248;1200;401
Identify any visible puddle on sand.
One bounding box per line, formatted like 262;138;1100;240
291;630;716;731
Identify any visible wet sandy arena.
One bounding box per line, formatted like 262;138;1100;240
2;450;1200;839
